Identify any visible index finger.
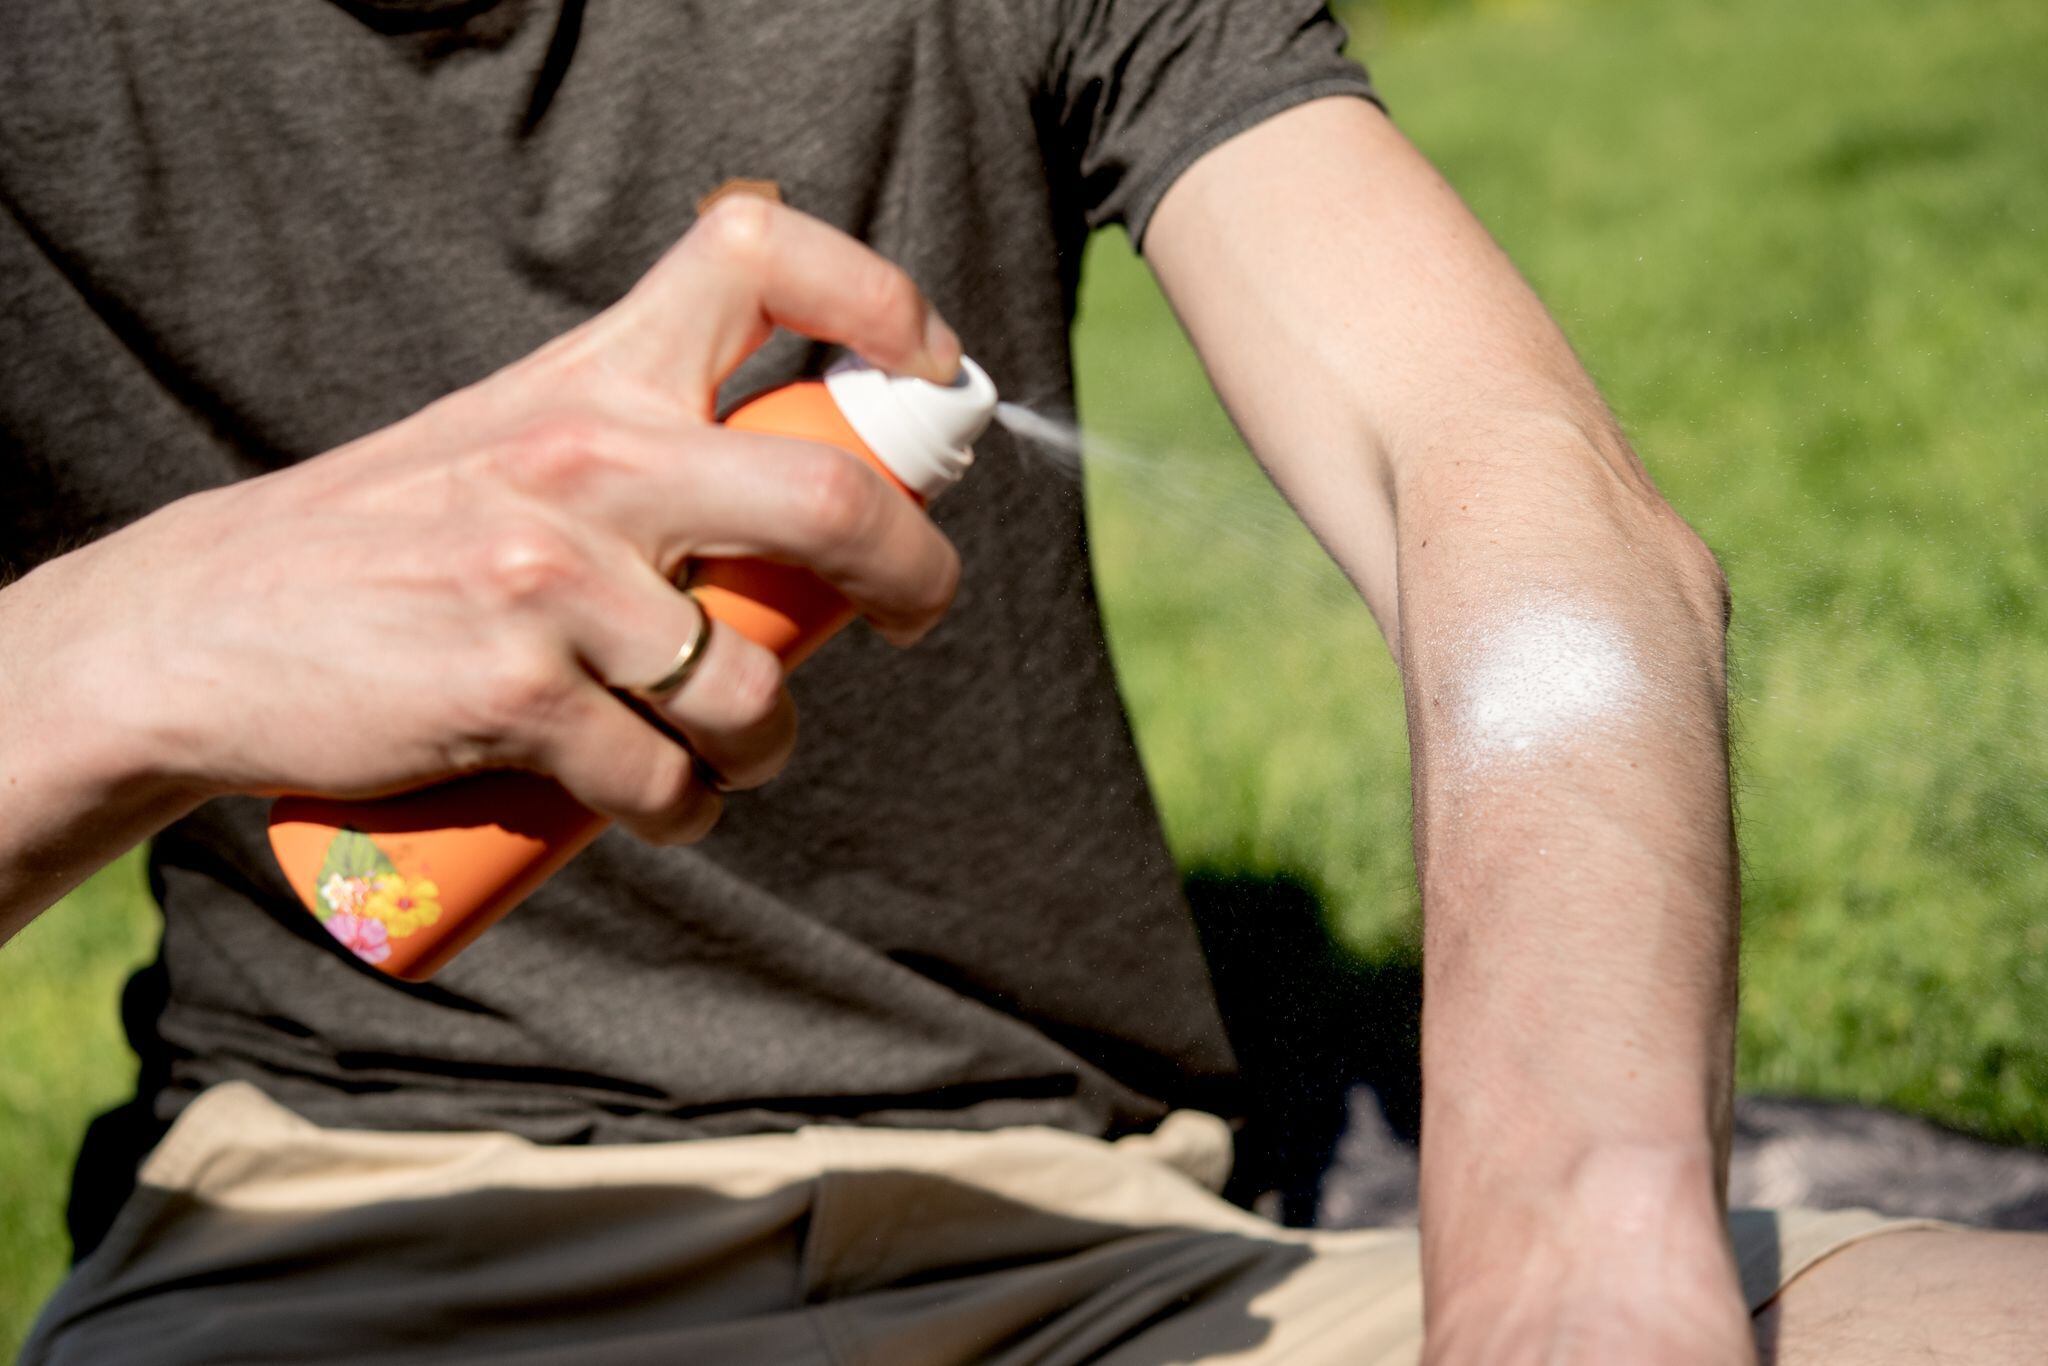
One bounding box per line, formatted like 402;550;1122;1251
604;425;964;645
607;196;963;408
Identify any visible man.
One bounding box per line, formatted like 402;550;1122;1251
2;1;2039;1361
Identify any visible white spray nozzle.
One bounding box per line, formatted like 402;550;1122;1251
825;354;997;501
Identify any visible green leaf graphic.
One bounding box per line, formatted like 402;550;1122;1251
314;828;398;898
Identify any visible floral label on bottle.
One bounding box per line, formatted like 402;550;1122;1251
312;829;441;966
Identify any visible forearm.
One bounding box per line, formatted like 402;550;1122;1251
1395;405;1736;1292
0;548;201;940
1144;95;1744;1330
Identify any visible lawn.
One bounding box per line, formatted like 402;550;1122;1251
4;0;2045;1351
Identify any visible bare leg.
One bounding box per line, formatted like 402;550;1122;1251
1755;1230;2048;1364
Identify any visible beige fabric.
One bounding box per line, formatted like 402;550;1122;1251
27;1083;1941;1365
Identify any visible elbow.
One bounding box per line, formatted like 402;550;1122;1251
1640;511;1733;709
1666;517;1732;642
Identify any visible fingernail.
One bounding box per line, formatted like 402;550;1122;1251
692;755;736;796
920;314;962;383
877;619;928;648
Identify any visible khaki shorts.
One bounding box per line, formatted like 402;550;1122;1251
26;1082;1935;1364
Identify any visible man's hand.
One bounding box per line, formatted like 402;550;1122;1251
0;197;964;937
1145;98;1750;1360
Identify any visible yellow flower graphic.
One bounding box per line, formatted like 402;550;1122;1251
361;875;443;940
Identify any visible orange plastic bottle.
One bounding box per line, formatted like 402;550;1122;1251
269;357;997;980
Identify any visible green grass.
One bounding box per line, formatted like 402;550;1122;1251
4;0;2045;1351
0;850;155;1351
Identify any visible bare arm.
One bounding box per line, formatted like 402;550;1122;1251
1146;98;1746;1359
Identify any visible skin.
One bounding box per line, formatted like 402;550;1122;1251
1754;1230;2048;1363
0;196;963;940
1145;96;2048;1363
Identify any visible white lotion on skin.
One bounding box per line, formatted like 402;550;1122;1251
1448;598;1644;762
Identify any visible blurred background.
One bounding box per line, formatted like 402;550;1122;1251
4;0;2044;1351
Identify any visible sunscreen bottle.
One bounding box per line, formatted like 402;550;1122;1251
268;357;997;981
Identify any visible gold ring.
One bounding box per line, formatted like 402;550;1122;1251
631;591;712;700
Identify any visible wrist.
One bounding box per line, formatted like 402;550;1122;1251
1;548;210;932
2;545;212;816
1420;1139;1751;1366
1422;1132;1729;1304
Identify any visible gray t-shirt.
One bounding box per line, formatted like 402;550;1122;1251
0;1;1376;1254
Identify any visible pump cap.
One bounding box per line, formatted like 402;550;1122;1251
824;355;996;501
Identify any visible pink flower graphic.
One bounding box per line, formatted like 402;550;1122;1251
323;911;391;965
320;873;370;916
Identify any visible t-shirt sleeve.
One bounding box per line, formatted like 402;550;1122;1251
1044;0;1381;248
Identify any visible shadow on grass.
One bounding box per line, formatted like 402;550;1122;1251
1183;867;1420;1226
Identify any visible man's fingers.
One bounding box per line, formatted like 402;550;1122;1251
531;681;723;845
495;424;960;644
613;196;962;397
662;431;961;641
567;562;800;794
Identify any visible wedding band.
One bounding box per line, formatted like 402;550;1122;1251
631;591;712;700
